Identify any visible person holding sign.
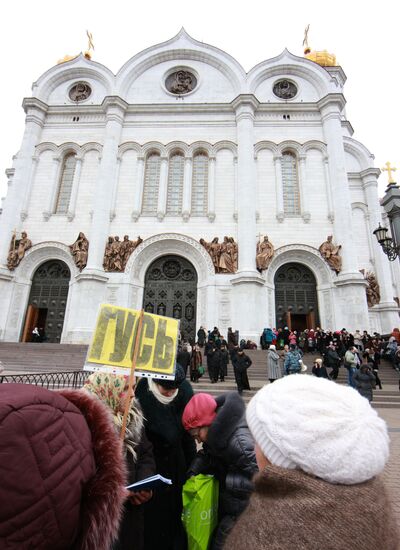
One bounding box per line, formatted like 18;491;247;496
84;373;156;550
136;364;196;550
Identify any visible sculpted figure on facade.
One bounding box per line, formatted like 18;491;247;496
69;232;89;271
103;236;115;271
7;231;32;270
319;235;342;274
104;235;143;272
120;235;143;270
200;236;237;273
169;71;195;94
256;235;274;271
361;270;381;307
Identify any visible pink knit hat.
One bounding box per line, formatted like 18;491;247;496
182;393;217;430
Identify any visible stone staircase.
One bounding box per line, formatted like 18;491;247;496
0;343;399;409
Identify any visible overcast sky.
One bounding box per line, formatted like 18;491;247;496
1;0;398;202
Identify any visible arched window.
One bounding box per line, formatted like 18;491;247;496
281;151;300;215
166;152;184;215
55;153;76;214
142;152;161;215
191;151;208;216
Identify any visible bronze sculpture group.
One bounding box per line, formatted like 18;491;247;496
200;236;238;273
103;235;143;272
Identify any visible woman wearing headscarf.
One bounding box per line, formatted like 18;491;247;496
84;373;155;550
135;365;196;550
267;344;281;383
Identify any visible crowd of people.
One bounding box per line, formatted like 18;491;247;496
1;324;399;549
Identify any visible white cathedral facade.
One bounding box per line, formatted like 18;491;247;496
0;29;399;344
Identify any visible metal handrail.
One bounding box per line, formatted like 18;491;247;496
0;371;90;390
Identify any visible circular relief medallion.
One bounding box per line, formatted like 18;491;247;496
165;70;197;95
163;260;181;278
273;79;297;100
69;82;92;102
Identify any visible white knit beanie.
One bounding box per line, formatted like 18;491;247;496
246;375;389;485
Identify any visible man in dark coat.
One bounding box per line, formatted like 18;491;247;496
219;344;230;381
136;366;196;550
232;348;252;393
207;344;222;383
197;326;207;347
177;345;191;377
182;392;257;550
324;342;341;380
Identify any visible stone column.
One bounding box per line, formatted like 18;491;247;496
182;156;192;221
233;96;259;274
207;156;216;222
85;97;127;272
274;154;284;223
0;98;47;272
298;154;310;223
109;155;121;221
361;168;399;332
319;96;362;277
43;157;62;220
319;95;368;331
131;156;145;221
230;96;265;341
20;155;39;221
233;156;238;221
157;156;168;221
323;155;334;222
67;156;83;221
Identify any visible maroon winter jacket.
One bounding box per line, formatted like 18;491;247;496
0;384;127;550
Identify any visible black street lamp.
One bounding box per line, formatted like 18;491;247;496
373;223;400;261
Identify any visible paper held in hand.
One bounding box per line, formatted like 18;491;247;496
126;474;172;492
84;304;179;380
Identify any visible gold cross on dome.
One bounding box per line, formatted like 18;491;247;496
381;161;397;184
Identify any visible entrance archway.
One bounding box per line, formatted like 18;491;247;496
22;260;71;343
274;262;319;331
143;255;198;342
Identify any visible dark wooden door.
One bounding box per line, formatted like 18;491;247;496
24;260;71;343
143;255;197;342
274;263;319;329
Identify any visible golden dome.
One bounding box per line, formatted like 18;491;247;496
305;49;337;67
57;53;78;65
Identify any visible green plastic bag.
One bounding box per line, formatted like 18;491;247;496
182;474;219;550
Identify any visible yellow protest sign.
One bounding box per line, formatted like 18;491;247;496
84;304;179;379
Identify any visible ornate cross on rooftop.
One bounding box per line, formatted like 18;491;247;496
381;161;397;184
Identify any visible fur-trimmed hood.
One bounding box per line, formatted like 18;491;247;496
207;392;247;453
0;384;127;550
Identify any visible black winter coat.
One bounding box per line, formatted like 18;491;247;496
115;425;156;550
136;378;196;550
189;392;257;550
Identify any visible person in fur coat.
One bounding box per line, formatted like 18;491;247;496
182;392;257;550
0;382;127;550
224;375;398;550
83;372;156;550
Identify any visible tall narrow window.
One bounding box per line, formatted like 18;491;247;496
142;153;160;215
55;153;76;214
166;152;184;215
281;151;300;215
191;152;208;216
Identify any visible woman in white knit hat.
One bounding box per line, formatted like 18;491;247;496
224;375;398;550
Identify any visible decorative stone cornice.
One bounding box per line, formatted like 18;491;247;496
317;93;346;113
22;97;49;115
231;94;260;112
360;167;380;186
